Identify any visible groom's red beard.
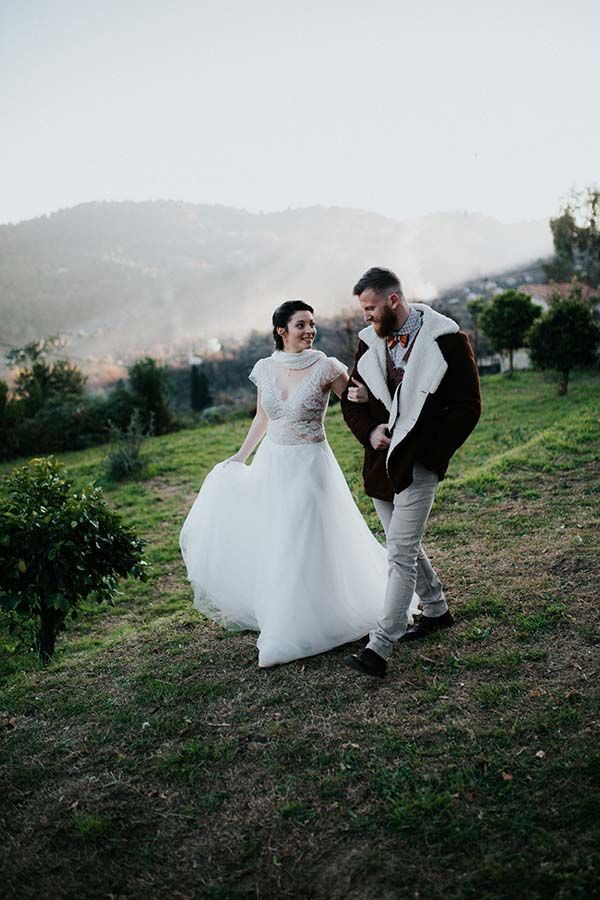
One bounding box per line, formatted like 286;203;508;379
373;304;397;338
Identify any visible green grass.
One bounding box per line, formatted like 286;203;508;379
73;811;112;841
1;369;599;899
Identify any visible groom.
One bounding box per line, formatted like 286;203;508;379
341;267;481;678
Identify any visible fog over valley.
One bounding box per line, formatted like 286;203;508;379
0;200;552;382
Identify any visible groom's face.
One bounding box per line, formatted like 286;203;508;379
358;289;405;338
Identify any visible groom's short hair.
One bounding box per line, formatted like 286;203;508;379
353;267;402;297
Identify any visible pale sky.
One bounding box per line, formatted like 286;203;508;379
1;0;598;226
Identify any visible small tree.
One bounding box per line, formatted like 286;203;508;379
6;336;86;418
543;186;600;288
0;457;147;664
128;356;175;434
0;380;8;419
190;363;212;412
528;286;600;395
12;359;87;416
466;297;486;361
479;290;542;375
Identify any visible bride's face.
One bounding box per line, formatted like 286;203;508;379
279;311;317;352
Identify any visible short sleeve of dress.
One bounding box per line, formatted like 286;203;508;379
248;358;265;387
320;356;348;389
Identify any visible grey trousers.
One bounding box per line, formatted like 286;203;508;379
367;463;447;660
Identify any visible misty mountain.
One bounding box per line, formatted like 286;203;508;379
0;200;552;373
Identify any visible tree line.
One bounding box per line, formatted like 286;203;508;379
0;338;178;460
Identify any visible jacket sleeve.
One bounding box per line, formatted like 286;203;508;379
418;332;482;470
340;340;381;448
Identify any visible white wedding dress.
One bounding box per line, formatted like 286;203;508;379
180;353;419;667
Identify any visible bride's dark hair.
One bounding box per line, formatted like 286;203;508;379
272;300;314;350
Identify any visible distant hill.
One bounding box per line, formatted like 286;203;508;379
0;200;552;377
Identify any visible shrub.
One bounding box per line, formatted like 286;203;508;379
105;411;152;481
12;358;87;418
200;405;229;424
0;457;147;664
103;380;136;430
5;397;110;459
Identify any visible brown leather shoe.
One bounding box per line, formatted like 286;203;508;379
399;610;454;642
344;647;387;678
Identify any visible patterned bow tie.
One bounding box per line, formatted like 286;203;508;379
387;332;409;350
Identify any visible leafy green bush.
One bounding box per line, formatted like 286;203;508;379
1;340;107;459
0;457;148;664
12;358;86;418
105;411;152;481
7;397;108;457
103;380;136;430
200;405;229;424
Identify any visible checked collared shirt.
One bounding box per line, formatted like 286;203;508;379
387;305;423;369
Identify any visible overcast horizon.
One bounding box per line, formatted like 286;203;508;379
0;198;556;230
1;0;598;228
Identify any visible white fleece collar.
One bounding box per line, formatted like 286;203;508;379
355;302;459;415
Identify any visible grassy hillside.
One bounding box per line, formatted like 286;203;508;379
1;371;599;899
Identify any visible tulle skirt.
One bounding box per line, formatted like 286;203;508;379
180;435;418;667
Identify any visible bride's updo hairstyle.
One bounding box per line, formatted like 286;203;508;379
272;300;314;350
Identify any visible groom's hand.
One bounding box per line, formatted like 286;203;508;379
369;424;391;450
347;377;368;403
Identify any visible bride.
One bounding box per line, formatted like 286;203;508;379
180;300;418;668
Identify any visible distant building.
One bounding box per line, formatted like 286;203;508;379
518;282;600;312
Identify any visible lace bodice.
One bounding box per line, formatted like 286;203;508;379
249;355;347;445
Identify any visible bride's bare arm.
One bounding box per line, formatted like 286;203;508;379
224;389;268;464
329;371;349;400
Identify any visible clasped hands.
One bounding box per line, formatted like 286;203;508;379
369;424;391;450
347;378;390;450
346;377;368;404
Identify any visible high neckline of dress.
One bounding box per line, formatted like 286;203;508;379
271;349;325;369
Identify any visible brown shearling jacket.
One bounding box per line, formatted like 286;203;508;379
341;309;481;500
